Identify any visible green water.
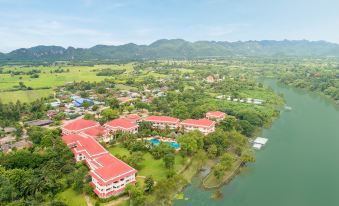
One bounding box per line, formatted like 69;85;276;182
174;80;339;206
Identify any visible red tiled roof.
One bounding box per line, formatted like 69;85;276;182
63;119;99;131
206;111;225;118
62;134;107;157
125;114;141;122
91;153;137;183
181;119;215;128
144;116;179;124
81;126;108;138
62;134;82;145
104;118;138;129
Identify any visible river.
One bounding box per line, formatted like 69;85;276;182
174;79;339;206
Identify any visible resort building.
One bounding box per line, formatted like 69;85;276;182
180;119;216;135
62;119;99;135
80;125;110;142
104;118;139;134
89;153;137;198
206;111;226;121
124;114;141;123
144;116;180;129
62;133;137;198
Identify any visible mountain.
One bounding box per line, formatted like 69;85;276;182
1;39;339;64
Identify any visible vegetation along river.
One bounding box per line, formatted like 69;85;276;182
174;79;339;206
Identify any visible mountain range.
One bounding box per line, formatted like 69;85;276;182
1;39;339;64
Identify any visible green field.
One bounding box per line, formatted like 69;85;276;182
0;64;134;103
108;145;186;181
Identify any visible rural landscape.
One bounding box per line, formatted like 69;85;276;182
0;1;338;206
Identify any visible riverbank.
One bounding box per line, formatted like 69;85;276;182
174;79;339;206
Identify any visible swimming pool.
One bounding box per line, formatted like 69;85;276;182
148;138;161;145
148;138;180;150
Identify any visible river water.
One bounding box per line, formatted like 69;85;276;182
174;79;339;206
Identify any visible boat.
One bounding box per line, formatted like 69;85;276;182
284;106;292;111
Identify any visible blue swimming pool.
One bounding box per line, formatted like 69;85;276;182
148;138;161;145
148;138;180;149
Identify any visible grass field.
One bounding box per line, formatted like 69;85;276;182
56;188;87;206
0;88;54;103
0;64;134;103
108;145;186;181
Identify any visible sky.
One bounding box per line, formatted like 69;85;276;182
1;0;339;52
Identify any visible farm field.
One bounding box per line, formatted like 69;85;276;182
0;64;134;103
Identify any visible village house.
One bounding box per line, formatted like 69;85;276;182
104;118;139;134
180;119;216;135
206;111;226;121
62;133;136;198
25;119;53;127
144;116;180;129
206;75;215;83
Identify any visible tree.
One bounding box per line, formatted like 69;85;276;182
219;116;237;131
126;152;144;170
213;164;224;180
207;144;218;159
100;108;119;121
144;176;154;193
163;153;175;169
237;120;256;137
82;101;91;109
220;153;235;171
240;153;255;165
106;98;120;109
150;143;174;159
177;131;204;156
126;185;145;206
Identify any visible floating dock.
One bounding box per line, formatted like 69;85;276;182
253;137;268;150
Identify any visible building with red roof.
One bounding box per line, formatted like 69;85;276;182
206;111;226;121
62;133;137;198
180;119;216;135
88;153;137;198
124;114;141;123
80;126;111;142
62;119;99;135
104;118;138;134
144;115;180;129
62;134;108;161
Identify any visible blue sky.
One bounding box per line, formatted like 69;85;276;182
0;0;339;52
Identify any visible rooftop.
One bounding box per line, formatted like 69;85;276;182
63;119;99;131
62;134;108;157
81;126;108;139
105;118;138;129
206;111;226;118
181;119;215;128
144;115;180;124
91;153;136;182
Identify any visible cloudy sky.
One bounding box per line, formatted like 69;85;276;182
0;0;339;52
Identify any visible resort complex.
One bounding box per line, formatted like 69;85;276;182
61;112;219;198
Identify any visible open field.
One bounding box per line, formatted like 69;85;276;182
0;64;134;103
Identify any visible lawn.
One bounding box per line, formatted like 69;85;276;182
56;188;87;206
108;145;186;181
